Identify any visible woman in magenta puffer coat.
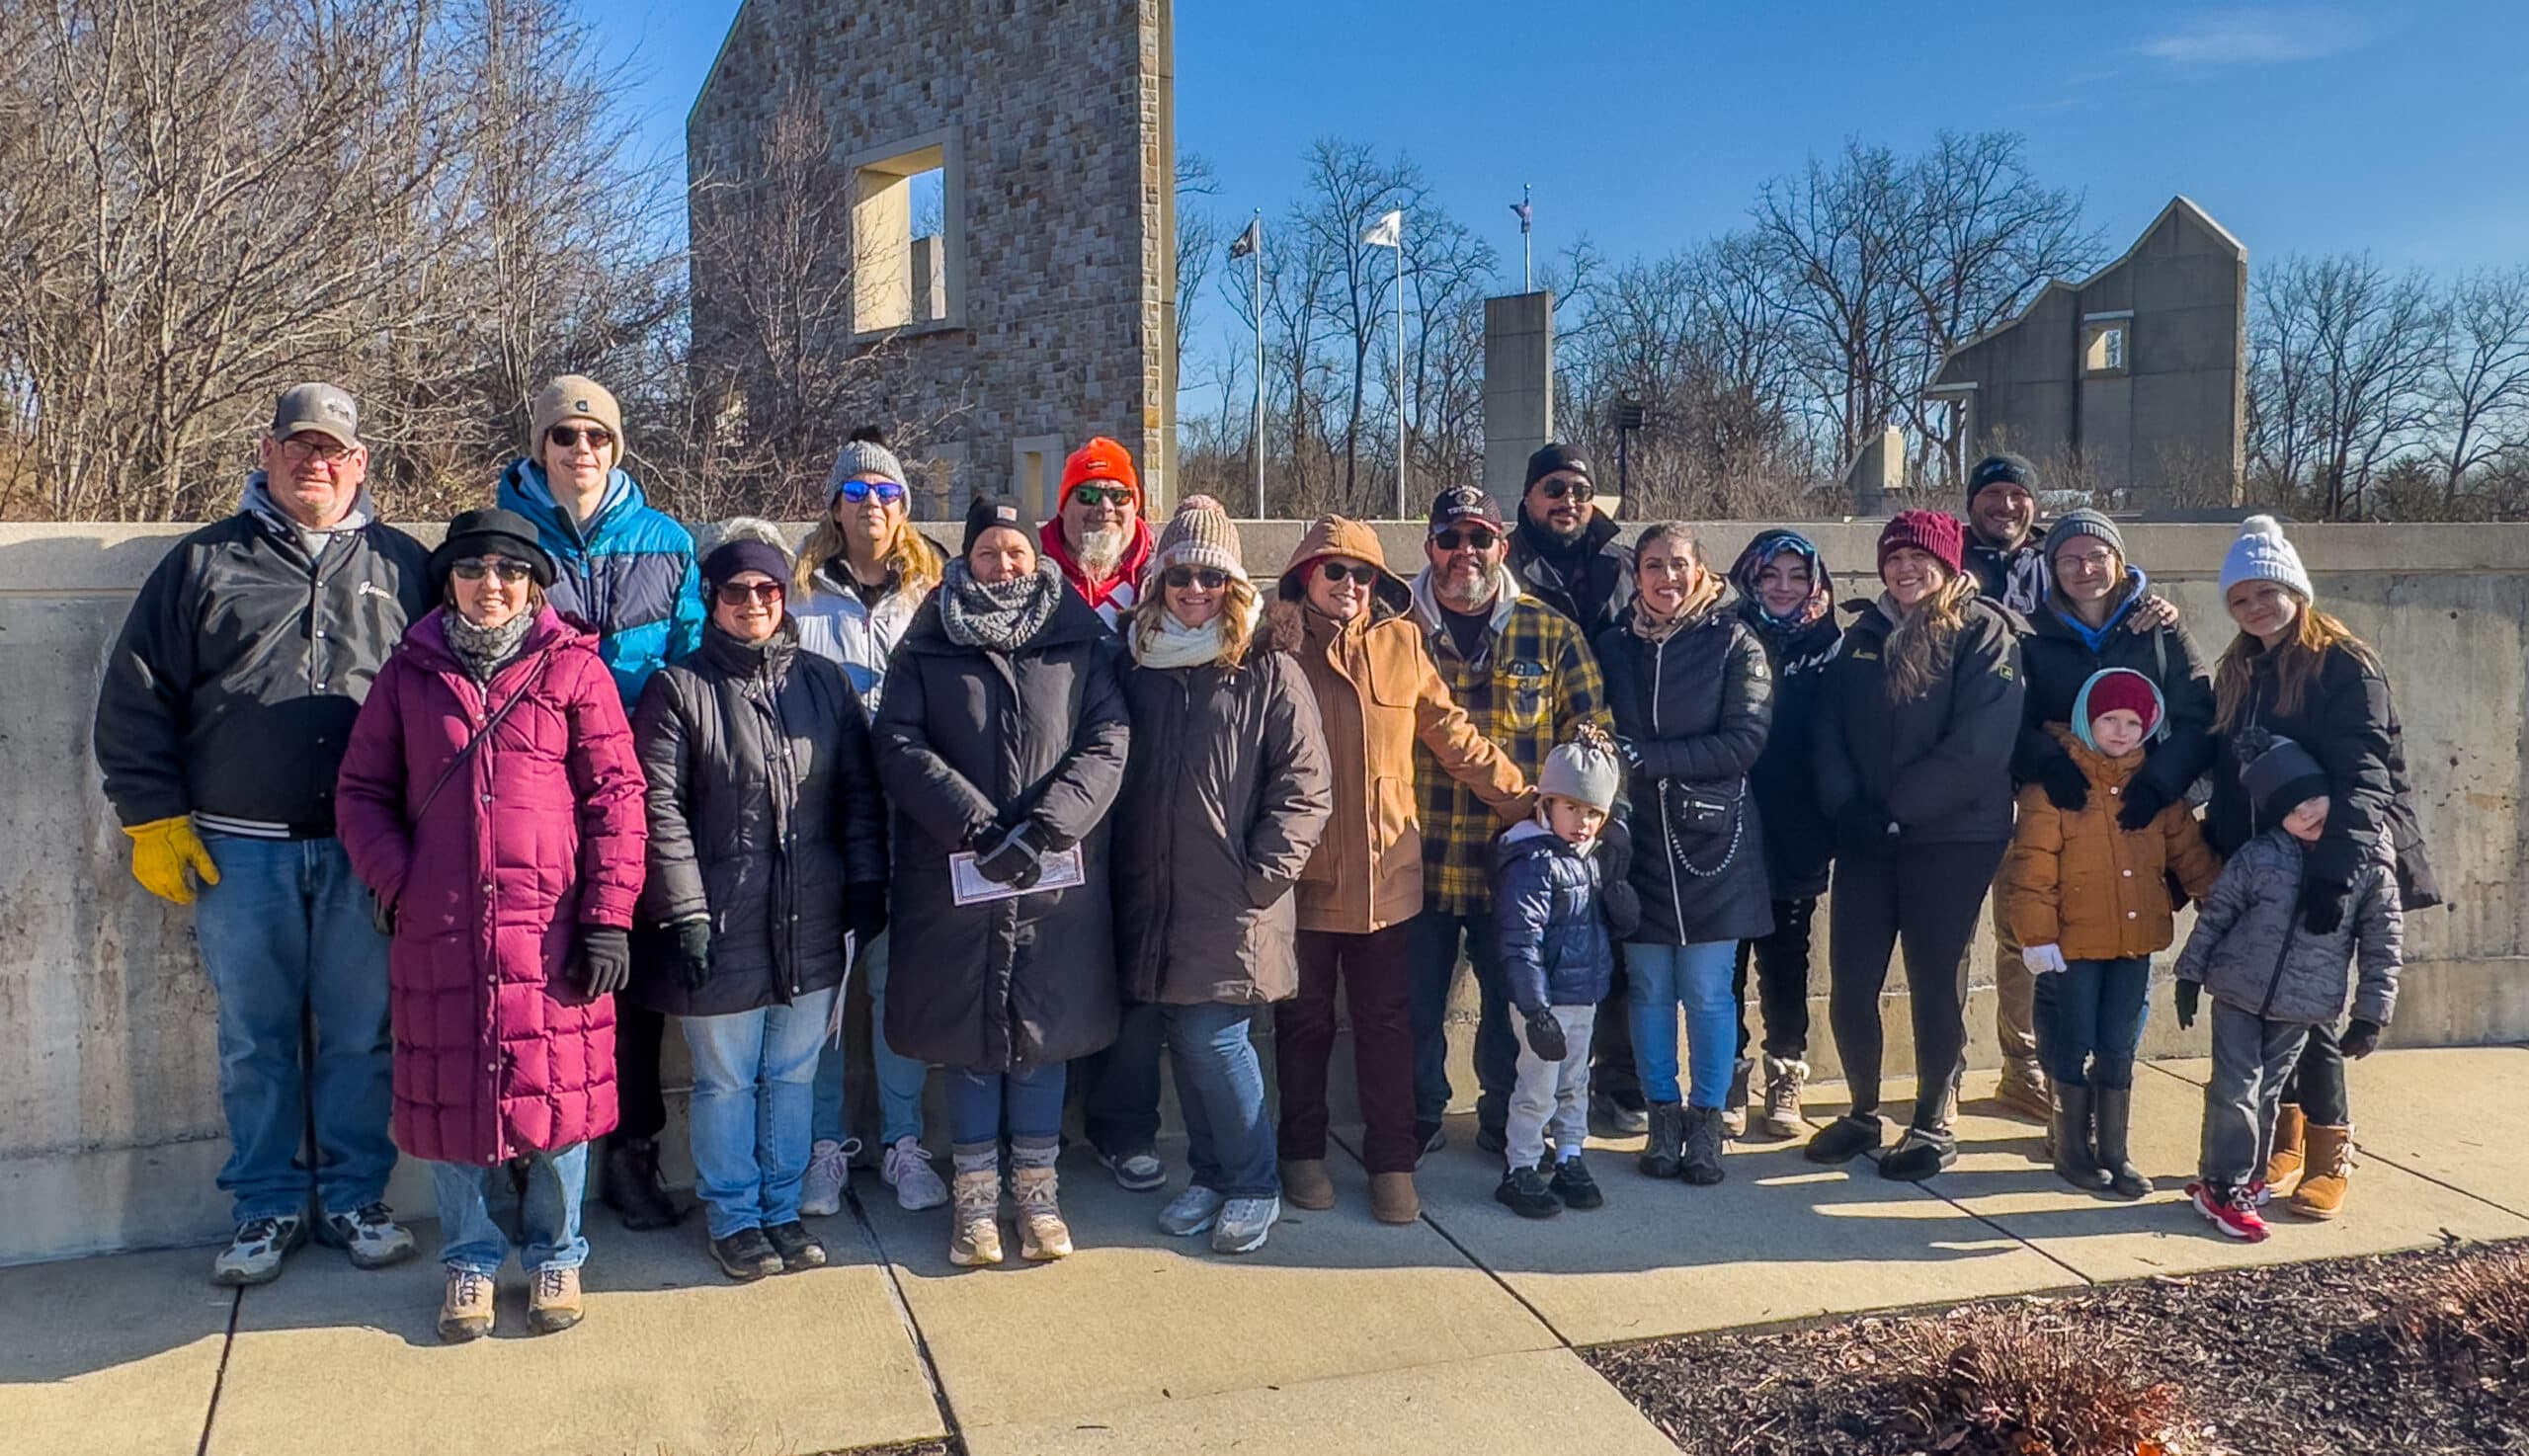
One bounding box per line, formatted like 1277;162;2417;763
337;508;647;1344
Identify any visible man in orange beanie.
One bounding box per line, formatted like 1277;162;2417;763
1039;437;1153;630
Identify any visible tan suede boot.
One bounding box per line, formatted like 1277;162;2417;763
1368;1171;1420;1224
527;1265;583;1335
1280;1159;1336;1210
1012;1166;1074;1260
2264;1104;2308;1197
2286;1123;2352;1220
948;1170;1004;1267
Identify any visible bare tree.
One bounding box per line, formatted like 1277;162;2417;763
2433;265;2529;510
2249;254;2445;519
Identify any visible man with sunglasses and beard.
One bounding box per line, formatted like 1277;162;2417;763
1038;437;1154;632
496;374;705;1232
1406;487;1611;1161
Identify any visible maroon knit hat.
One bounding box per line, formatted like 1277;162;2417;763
2083;667;2162;736
1878;510;1964;576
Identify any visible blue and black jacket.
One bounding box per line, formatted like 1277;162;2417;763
497;459;704;706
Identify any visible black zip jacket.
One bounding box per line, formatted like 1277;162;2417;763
1815;595;2026;846
2015;578;2217;807
1509;514;1634;640
94;506;430;836
1735;600;1842;900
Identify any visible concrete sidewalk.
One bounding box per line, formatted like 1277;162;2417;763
5;1046;2522;1456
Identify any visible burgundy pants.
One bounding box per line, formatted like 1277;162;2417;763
1276;924;1419;1174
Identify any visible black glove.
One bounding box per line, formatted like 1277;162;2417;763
1610;736;1646;771
577;926;632;997
1595;815;1634;881
2340;1017;2383;1059
2038;754;2089;812
1835;798;1897;856
846;883;889;946
2116;780;2172;833
2174;979;2201;1030
2299;876;2349;936
671;915;714;992
972;821;1046;888
368;889;397;938
1523;1008;1569;1062
1601;880;1643;939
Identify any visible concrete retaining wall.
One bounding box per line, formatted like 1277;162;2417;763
3;519;2523;1265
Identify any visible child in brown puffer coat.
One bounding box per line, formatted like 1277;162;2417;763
1999;667;2222;1198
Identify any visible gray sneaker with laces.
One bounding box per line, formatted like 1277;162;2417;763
1157;1184;1226;1237
213;1214;306;1286
1210;1196;1279;1254
323;1201;418;1268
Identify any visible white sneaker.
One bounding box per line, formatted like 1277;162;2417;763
1157;1184;1226;1237
213;1214;306;1286
881;1136;949;1212
320;1203;415;1269
1211;1196;1279;1255
801;1138;855;1218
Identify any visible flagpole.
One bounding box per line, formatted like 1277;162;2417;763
1394;226;1406;521
1522;183;1533;291
1252;212;1265;518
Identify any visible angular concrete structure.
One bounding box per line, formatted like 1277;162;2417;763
1482;291;1554;506
1926;197;2245;508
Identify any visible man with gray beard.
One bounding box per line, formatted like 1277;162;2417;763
1036;437;1153;632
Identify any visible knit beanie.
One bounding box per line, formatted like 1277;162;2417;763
2073;666;2162;750
1523;443;1591;491
1967;451;2036;509
2238;730;2330;826
530;375;623;452
700;537;790;590
1059;437;1140;509
1538;730;1621;813
2047;508;2125;566
1877;509;1964;576
830;438;909;497
2218;515;2314;602
1150;495;1245;581
963;493;1028;556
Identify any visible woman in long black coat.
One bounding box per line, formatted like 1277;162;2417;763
872;494;1130;1267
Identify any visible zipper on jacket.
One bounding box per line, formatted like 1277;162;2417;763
1648;634;1686;937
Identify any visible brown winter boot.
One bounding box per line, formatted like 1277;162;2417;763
1368;1172;1420;1224
2264;1104;2309;1197
1280;1159;1336;1210
2286;1123;2353;1220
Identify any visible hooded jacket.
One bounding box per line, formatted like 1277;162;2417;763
2000;723;2224;961
2015;569;2217;808
1267;517;1531;934
1508;512;1634;638
1728;530;1842;901
1815;593;2027;846
789;547;945;720
2175;828;2402;1027
95;477;432;838
1492;820;1616;1013
334;606;646;1165
1038;515;1155;629
497;458;704;705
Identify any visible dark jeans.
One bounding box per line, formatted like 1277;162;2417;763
1733;896;1817;1060
2032;955;2151;1090
2282;1021;2350;1124
1277;924;1419;1174
1826;840;2007;1143
1079;1001;1168;1159
1591;950;1639;1101
613;1001;668;1144
1406;909;1513;1128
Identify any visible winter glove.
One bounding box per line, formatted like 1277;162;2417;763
368;889;397;938
670;914;714;992
2116;779;2172;833
1523;1008;1569;1063
2174;979;2201;1030
971;821;1047;889
1601;880;1644;940
2037;754;2090;813
124;815;221;906
1834;798;1898;856
2299;876;2350;936
845;883;889;946
2022;943;2068;976
2340;1017;2383;1060
576;926;632;998
1610;735;1646;771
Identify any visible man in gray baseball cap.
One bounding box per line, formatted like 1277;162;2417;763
269;381;365;450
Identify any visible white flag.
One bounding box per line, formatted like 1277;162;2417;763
1359;209;1402;248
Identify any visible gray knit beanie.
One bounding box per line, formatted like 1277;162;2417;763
2219;514;2314;602
2046;508;2125;566
1538;730;1622;813
1150;495;1245;582
830;439;909;498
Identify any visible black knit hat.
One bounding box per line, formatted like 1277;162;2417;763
1523;443;1591;491
1967;451;2037;508
430;508;554;596
2238;730;2331;825
700;537;790;590
963;493;1028;556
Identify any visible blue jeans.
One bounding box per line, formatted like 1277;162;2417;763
193;833;396;1224
1624;939;1740;1108
2033;955;2152;1090
1165;1004;1275;1199
1407;909;1514;1127
946;1063;1067;1148
430;1143;589;1273
808;931;930;1149
682;986;838;1240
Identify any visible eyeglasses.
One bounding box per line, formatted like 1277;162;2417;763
839;478;907;505
279;437;355;465
546;425;612;450
450;557;534;584
1163;566;1228;591
1318;560;1379;587
1071;485;1134;509
713;581;783;607
1533;477;1594;502
1432;527;1499;553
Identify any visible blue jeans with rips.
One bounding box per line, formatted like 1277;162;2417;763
430;1143;590;1274
193;833;397;1224
1623;939;1741;1108
807;931;931;1150
682;987;838;1241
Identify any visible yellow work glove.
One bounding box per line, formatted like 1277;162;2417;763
125;816;220;906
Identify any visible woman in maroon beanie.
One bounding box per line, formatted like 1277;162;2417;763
1804;510;2026;1181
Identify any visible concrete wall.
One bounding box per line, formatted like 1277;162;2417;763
5;519;2525;1265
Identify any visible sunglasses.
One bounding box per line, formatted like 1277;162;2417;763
547;425;612;449
450;557;535;585
839;478;908;505
1534;477;1594;502
1433;527;1500;553
1318;560;1379;587
713;581;783;607
1163;566;1229;591
1071;485;1134;508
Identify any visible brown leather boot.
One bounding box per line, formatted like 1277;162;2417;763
1280;1159;1335;1210
2286;1123;2352;1220
1368;1172;1420;1224
2264;1104;2308;1197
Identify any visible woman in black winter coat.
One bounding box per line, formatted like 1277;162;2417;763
633;537;887;1281
1806;511;2026;1182
1724;527;1841;1141
872;495;1130;1267
2205;515;2437;1219
1594;523;1774;1187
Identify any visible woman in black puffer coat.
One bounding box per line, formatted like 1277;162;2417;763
1593;523;1774;1187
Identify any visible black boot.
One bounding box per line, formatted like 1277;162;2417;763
2049;1083;2111;1191
602;1137;684;1230
2092;1085;2151;1199
1638;1102;1685;1179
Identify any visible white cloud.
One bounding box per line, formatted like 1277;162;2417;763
2139;8;2373;65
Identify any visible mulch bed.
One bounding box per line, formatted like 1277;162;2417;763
1584;1238;2529;1456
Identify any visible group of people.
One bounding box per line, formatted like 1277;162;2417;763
95;377;2434;1343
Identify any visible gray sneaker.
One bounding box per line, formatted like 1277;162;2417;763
1157;1184;1226;1237
213;1214;306;1286
1211;1196;1279;1254
322;1201;418;1269
1100;1148;1167;1191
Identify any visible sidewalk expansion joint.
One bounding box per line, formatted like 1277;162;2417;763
844;1184;968;1452
193;1288;242;1456
1325;1127;1576;1349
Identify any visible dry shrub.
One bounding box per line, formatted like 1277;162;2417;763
2387;1242;2529;1410
1885;1307;2188;1455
